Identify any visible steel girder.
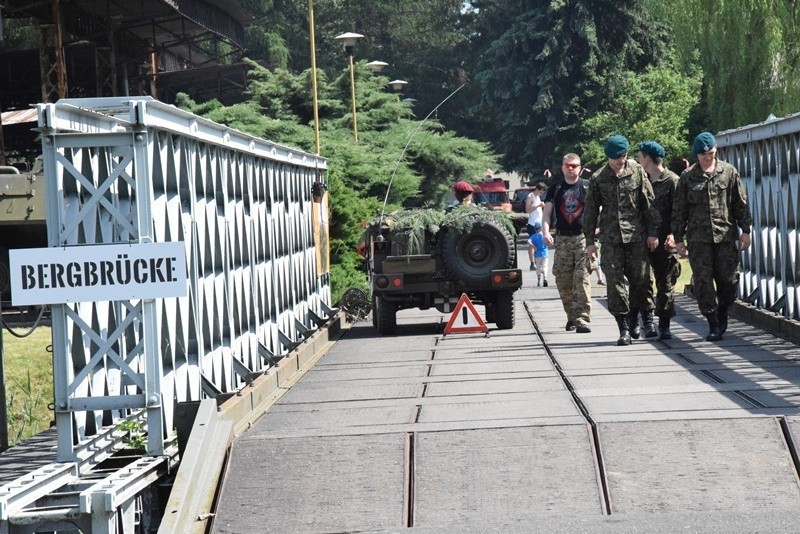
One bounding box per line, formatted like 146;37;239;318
718;114;800;320
36;96;330;462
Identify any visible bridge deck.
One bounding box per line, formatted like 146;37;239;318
212;278;800;532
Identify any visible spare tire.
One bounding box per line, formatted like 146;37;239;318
439;217;515;284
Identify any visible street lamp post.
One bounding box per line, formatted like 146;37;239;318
335;32;364;142
308;0;321;154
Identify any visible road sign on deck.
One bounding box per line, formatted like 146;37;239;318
444;293;488;334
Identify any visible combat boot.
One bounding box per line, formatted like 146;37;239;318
658;316;672;340
615;315;631;346
642;309;658;338
628;308;641;339
705;313;722;342
718;305;729;335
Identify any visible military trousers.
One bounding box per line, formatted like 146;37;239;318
648;246;681;318
601;241;652;316
686;241;740;315
552;234;591;326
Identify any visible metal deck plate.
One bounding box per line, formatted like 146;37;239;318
212;433;406;533
413;426;602;525
599;418;800;514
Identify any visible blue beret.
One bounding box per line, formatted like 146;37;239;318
604;135;629;159
692;131;716;155
638;141;665;159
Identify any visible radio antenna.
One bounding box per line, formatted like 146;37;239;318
378;84;466;226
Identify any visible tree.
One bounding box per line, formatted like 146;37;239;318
470;0;670;173
643;0;800;132
178;61;498;302
238;0;472;142
576;65;701;168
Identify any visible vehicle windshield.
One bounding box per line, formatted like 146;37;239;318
475;191;509;205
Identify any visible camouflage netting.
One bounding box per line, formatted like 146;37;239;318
368;206;518;256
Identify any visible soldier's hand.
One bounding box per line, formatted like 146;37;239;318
664;234;676;249
739;233;751;251
647;236;659;252
675;242;688;257
585;244;597;262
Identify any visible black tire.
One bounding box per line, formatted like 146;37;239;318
485;300;496;324
374;296;397;335
371;295;378;328
495;291;515;330
439;217;515;284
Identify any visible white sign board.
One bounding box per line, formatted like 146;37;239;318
10;242;188;306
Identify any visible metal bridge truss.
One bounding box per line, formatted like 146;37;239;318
718;114;800;320
0;96;331;532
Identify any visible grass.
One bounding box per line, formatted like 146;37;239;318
2;325;53;447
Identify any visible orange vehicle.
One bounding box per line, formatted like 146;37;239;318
475;177;512;211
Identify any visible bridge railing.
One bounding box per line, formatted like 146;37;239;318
718;114;800;321
37;97;331;461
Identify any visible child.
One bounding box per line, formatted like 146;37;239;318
528;221;549;286
525;182;547;270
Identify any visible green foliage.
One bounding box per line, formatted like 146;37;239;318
441;205;517;237
177;61;498;304
7;368;45;445
117;419;147;451
3;326;53;446
643;0;800;132
0;18;39;51
577;65;702;167
382;208;445;254
471;0;671;172
374;205;517;257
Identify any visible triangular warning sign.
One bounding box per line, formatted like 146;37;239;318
444;293;488;334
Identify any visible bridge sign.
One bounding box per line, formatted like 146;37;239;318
9;241;188;306
444;293;488;334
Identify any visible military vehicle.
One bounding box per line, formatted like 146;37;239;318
365;206;522;335
0;159;46;302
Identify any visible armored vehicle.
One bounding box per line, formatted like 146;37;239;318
0;159;46;301
366;206;522;335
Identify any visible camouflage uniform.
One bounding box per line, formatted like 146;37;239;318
584;160;660;316
672;159;752;315
648;169;682;319
552;234;592;326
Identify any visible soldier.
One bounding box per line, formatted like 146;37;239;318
637;141;681;340
542;153;592;333
672;132;752;341
584;135;660;346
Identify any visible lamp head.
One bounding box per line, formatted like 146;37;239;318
388;79;408;91
365;60;388;73
335;32;364;55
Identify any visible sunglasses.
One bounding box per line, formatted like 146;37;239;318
563;163;581;169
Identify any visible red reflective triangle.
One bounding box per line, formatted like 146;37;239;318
444;293;488;334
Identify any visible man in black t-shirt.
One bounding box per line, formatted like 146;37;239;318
542;153;592;333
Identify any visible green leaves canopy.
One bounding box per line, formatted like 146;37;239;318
470;0;670;172
178;59;498;302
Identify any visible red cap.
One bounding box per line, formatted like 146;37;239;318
454;180;474;194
